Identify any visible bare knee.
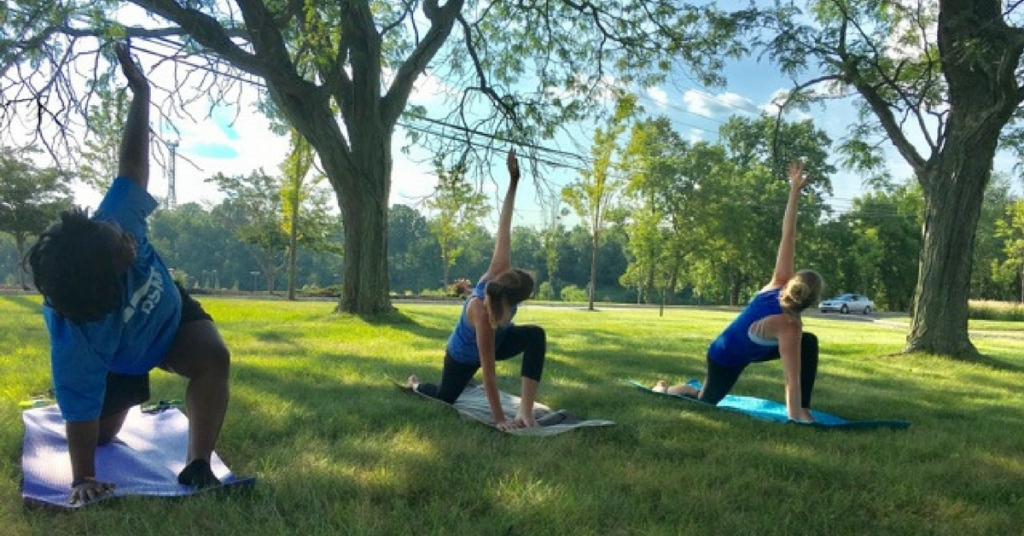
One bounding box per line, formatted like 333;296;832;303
207;343;231;379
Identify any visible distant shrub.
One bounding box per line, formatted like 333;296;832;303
968;300;1024;321
170;269;189;288
299;285;341;298
537;281;555;300
449;278;473;298
560;284;589;303
419;287;448;298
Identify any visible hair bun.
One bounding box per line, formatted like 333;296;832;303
789;281;809;301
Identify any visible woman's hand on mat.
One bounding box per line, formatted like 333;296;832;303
69;477;115;505
495;419;519;432
513;415;537;428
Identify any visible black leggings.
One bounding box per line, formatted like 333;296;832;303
697;332;819;407
416;325;546;404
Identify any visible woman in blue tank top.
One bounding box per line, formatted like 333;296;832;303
653;161;823;423
407;150;546;431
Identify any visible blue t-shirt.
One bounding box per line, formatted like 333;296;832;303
446;280;517;365
707;288;784;366
44;177;182;421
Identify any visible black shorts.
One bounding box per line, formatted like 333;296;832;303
98;283;213;419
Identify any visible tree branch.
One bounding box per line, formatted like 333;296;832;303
382;0;465;127
128;0;265;79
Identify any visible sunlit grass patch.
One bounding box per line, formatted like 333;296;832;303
1;296;1022;534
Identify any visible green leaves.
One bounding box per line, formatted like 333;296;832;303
424;160;490;285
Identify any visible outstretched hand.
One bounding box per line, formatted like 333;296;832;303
787;160;808;191
114;43;149;94
507;149;520;184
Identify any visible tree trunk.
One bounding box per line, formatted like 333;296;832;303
729;274;742;306
659;284;666;317
644;263;655;305
442;249;450;289
336;181;392;314
666;256;681;306
588;230;599;311
906;0;1024;357
15;234;27;290
906;156;988;357
287;188;300;301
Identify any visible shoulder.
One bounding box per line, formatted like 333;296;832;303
466;299;493;332
774;313;802;333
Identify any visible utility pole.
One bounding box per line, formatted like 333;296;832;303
165;140;178;210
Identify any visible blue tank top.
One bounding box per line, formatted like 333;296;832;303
707;288;784;366
446;280;517;365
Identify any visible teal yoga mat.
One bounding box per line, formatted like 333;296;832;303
630;380;910;429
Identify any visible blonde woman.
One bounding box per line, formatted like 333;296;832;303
654;161;823;422
408;150;545;431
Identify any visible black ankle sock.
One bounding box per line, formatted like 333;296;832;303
177;459;222;488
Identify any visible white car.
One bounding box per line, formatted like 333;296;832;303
819;293;874;314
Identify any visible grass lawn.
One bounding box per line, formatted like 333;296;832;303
2;294;1023;535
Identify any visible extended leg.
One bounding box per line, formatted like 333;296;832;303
414;352;479;404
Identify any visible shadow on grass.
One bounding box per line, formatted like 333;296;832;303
350;308;454;342
962;352;1024;374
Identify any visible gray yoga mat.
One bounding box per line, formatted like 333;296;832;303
400;381;615;436
22;405;254;508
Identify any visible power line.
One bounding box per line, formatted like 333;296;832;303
130;37;918;220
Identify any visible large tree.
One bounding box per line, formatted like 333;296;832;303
0;0;752;314
208;170;290;293
0;149;72;289
759;0;1024;357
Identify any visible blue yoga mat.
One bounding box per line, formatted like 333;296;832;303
22;405;254;508
629;380;910;429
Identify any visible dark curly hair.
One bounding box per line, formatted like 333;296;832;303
25;208;136;323
484;268;534;327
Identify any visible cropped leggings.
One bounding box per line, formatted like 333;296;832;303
416;325;546;404
697;332;819;407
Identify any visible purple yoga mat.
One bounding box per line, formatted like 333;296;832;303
22;405;253;508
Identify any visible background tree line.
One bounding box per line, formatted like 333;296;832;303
4;121;1024;309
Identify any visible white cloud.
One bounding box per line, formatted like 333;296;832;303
681;90;758;118
645;87;669;108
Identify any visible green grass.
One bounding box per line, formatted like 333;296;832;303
2;295;1023;535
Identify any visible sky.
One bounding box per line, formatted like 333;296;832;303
52;9;1020;230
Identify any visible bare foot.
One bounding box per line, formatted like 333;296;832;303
652;380;668;393
406;375;420;390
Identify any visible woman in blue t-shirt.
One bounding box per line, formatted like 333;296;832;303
407;150;546;431
26;44;230;504
653;161;823;423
